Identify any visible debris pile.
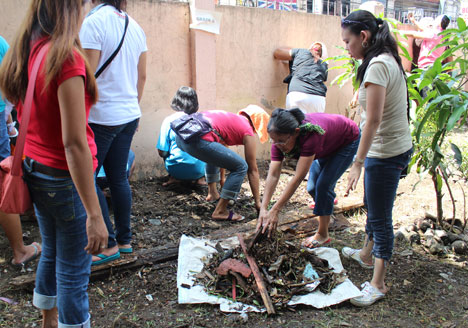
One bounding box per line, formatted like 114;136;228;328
395;214;468;256
195;232;346;310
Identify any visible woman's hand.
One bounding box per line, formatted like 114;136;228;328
345;162;363;196
256;208;279;237
85;214;108;255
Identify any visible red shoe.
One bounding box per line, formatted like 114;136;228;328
308;198;338;209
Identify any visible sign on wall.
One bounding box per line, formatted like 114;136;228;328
461;0;468;21
189;6;222;34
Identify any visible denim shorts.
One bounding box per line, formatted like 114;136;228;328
364;147;413;261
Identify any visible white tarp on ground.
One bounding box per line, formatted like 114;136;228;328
177;234;362;313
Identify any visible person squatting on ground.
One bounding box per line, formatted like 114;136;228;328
0;0;109;327
274;42;328;114
176;101;270;222
255;108;359;243
340;10;413;307
157;87;206;186
79;0;147;264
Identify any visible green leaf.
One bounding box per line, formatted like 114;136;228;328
431;130;444;149
397;41;412;62
406;73;420;85
434;80;450;95
427;94;455;108
414;105;438;142
458;17;467;31
447;104;468;131
408;88;423;105
450;143;463;167
436;173;443;192
432;59;442;75
438;108;451;129
418;78;432;90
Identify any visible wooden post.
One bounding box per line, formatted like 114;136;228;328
237;233;276;315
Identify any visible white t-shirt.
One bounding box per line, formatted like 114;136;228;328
80;4;147;125
358;53;412;158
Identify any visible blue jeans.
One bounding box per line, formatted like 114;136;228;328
307;135;360;216
23;161;91;328
364;148;413;261
167;162;206;181
90;119;139;247
0;116;11;161
176;137;247;200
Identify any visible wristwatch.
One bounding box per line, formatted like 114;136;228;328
354;157;365;165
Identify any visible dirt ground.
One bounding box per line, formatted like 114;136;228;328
1;149;468;327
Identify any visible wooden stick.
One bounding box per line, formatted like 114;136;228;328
232;276;237;301
237;233;276;315
230;271;250;291
287;277;323;288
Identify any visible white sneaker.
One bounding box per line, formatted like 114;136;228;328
350;281;385;307
341;247;374;269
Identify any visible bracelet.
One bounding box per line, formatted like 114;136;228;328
354;157;365;165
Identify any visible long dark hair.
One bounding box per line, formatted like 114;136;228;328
267;108;304;134
341;10;404;85
0;0;98;104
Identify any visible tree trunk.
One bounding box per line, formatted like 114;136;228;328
431;171;444;228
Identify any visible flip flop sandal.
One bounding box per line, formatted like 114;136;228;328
213;210;245;222
11;242;41;268
302;237;332;249
118;247;133;254
91;251;121;266
308;199;338;210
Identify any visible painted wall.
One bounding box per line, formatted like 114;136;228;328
0;0;353;179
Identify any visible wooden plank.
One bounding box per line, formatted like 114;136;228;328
208;200;364;241
237;233;275;315
10;244;178;288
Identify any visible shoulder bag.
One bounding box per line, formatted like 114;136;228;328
0;44;49;213
94;6;129;78
170;113;213;143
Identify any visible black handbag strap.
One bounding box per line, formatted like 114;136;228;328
94;10;129;78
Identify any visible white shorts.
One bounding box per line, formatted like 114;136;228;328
286;91;326;114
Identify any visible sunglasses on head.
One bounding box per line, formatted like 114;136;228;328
341;19;370;30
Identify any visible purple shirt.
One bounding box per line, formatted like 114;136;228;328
271;113;359;161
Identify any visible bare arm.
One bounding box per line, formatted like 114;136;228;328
244;135;260;210
269;155;314;214
83;49;101;73
274;47;293;61
137;52;147;103
346;83;385;194
257;155;314;235
259;160;282;212
58;76;108;255
400;30;428;40
408;14;424;31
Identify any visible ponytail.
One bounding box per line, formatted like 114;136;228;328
267;108;304;134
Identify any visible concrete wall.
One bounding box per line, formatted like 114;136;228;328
0;0;353;179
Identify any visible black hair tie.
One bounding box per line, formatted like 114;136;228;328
376;18;384;25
